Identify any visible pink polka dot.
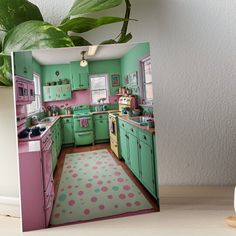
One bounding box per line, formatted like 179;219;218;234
84;209;90;215
78;191;84;196
56;204;60;208
86;183;92;188
93;175;98;179
93;166;98;170
55;213;60;218
69;170;73;173
119;194;126;199
75;185;79;188
134;201;140;206
96;161;102;165
60;188;64;192
128;193;134;198
67;165;71;169
107;180;112;184
91;196;98;202
99;205;105;210
126;202;132;207
84;163;89;167
68;200;75;206
69;192;72;196
115;171;121;176
107;195;113;199
117;178;124;183
67;185;72;189
123;185;131;191
114;204;118;208
101;186;108;192
97;180;103;185
72;173;78;178
109;164;114;167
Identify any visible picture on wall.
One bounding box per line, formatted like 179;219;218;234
111;74;120;87
129;71;138;87
13;42;158;232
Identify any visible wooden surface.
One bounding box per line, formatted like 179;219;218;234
225;216;236;228
0;185;235;235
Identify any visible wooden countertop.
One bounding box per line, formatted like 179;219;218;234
118;115;156;134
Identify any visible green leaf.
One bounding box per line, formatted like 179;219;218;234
59;16;127;34
70;36;91;46
69;0;123;16
0;0;43;32
0;56;12;86
100;39;117;45
118;32;132;43
2;21;74;54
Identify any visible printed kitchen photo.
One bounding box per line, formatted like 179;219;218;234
13;42;159;232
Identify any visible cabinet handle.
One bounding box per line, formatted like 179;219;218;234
139;144;141;149
122;124;124;127
143;135;147;140
100;120;103;123
131;128;134;132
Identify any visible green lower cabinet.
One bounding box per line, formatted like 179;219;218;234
119;127;130;164
94;119;109;142
128;133;140;178
61;120;74;144
139;141;156;197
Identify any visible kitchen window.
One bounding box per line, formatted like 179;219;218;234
141;56;153;103
90;74;109;104
27;74;42;115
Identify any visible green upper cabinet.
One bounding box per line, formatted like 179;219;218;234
14;51;33;80
70;61;89;90
43;85;72;102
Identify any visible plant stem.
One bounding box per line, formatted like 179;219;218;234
118;0;131;42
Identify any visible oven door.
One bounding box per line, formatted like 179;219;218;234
109;115;117;139
74;116;93;132
16;81;27;102
42;141;53;191
28;81;35;102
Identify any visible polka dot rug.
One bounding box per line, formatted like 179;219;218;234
50;149;153;225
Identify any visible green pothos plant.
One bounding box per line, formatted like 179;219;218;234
0;0;134;86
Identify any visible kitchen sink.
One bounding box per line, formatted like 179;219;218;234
129;116;153;125
40;117;56;123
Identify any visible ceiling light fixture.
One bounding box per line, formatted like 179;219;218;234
88;45;98;56
80;51;88;67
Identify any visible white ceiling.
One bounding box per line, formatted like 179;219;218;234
32;43;136;65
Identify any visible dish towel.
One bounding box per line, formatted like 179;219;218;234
80;118;89;128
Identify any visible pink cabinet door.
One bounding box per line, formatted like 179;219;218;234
16;80;27;102
44;179;54;227
42;141;53;190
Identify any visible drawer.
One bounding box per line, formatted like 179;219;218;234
126;123;139;136
139;130;152;146
119;119;127;129
61;117;73;124
94;113;108;120
75;131;94;146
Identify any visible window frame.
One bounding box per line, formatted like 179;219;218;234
26;73;42;116
140;56;153;104
89;74;110;105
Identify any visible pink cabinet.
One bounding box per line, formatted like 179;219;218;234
18;130;54;232
15;76;35;105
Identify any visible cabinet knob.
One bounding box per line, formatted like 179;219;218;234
131;128;134;132
143;135;147;140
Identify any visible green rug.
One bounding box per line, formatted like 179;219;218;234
50;149;153;225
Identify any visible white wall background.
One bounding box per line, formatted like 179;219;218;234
0;0;236;199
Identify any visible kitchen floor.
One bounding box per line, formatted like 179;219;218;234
51;144;159;226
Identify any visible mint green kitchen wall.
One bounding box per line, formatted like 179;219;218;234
121;42;150;98
89;59;121;95
41;64;71;86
